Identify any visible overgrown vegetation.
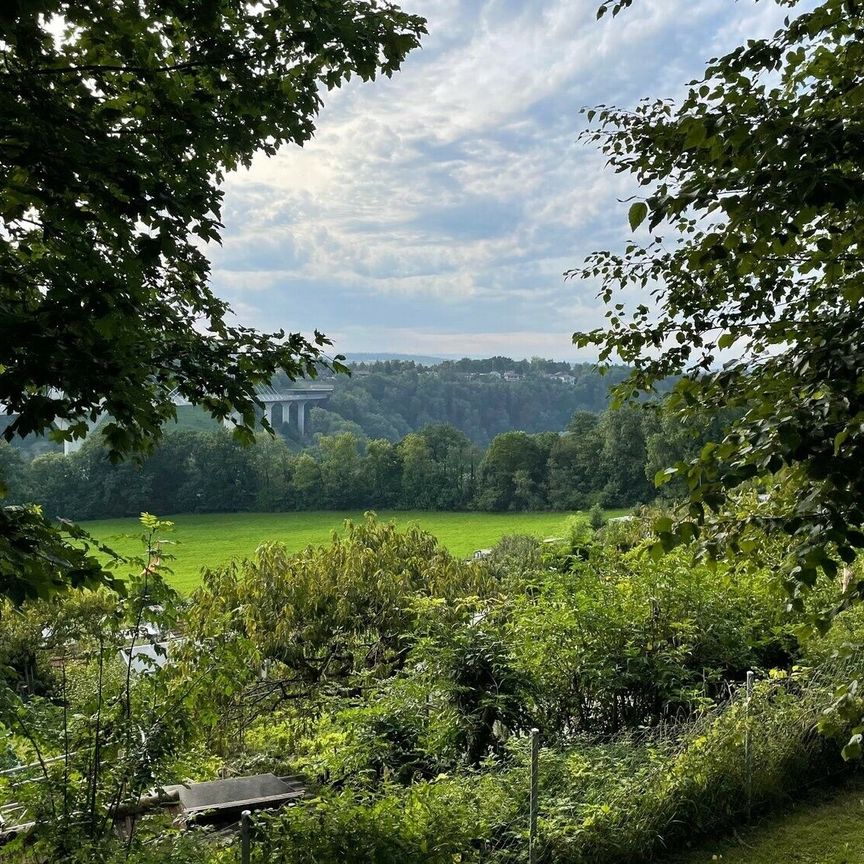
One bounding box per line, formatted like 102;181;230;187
1;514;860;862
3;0;864;860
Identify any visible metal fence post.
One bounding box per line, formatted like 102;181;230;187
529;728;539;864
745;670;754;821
241;809;252;864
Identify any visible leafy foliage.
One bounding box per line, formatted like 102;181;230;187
572;0;864;596
180;515;494;742
1;1;425;458
0;506;124;605
252;774;520;864
0;0;425;605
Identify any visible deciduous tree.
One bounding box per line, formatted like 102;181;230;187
573;0;864;599
0;1;425;599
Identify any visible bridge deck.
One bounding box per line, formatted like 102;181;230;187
171;387;333;406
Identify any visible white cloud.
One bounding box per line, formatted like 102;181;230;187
329;324;596;360
210;0;795;359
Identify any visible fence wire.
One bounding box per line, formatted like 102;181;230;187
227;657;860;864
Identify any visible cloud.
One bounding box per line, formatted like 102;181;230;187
210;0;794;360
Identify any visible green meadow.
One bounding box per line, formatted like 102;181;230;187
82;510;618;592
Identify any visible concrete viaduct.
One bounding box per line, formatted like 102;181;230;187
171;384;333;439
2;385;333;456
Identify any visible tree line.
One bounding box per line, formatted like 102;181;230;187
0;403;724;520
283;358;634;445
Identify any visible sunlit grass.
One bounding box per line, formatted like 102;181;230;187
665;778;864;864
82;509;626;593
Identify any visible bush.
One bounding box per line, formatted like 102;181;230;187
563;515;594;558
486;534;544;581
235;662;857;864
595;513;652;549
538;665;853;863
588;504;606;531
252;774;522;864
504;548;794;737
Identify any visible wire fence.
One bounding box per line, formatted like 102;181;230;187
226;659;857;864
0;660;851;863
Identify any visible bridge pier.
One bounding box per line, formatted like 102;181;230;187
254;400;308;436
296;401;305;437
222;410;242;430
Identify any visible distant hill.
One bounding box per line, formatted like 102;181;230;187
343;352;448;365
278;357;630;446
4;357;631;454
0;415;61;459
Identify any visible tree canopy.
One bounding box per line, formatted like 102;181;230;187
573;0;864;601
0;1;425;600
1;1;424;458
0;403;669;519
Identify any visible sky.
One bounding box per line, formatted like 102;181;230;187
209;0;790;362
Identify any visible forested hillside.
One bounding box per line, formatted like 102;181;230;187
1;358;634;459
289;358;632;444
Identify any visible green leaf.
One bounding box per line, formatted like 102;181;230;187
834;428;849;454
654;516;674;533
843;734;862;761
683;118;707;149
655;467;678;487
628;201;648;231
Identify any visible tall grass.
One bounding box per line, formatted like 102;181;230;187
535;657;859;863
81;510;610;591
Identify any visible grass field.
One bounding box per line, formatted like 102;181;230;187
665;777;864;864
82;510;610;593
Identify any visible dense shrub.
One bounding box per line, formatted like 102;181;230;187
0;544;205;863
187;515;493;673
503;547;794;737
243;663;857;864
485;534;546;581
538;666;854;863
270;675;462;785
252;774;522;864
